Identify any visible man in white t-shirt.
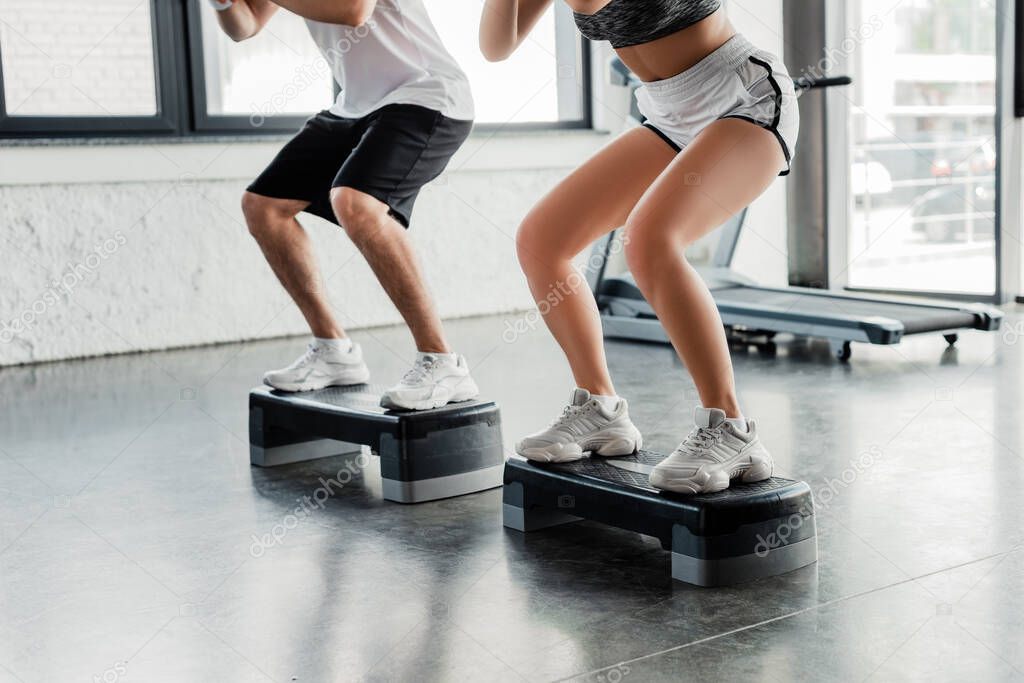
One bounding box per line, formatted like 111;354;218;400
213;0;477;410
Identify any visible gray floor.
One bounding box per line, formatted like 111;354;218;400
1;311;1023;682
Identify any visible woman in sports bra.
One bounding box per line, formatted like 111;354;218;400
480;1;798;494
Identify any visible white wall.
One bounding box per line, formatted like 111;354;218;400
0;133;605;366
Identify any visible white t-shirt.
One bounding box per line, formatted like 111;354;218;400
304;1;474;121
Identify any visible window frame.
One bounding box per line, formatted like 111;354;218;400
1017;0;1024;117
0;0;592;139
812;0;1018;304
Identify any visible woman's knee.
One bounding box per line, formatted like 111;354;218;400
516;210;577;280
515;216;543;274
623;218;687;283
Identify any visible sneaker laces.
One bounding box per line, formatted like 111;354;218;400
676;426;724;459
287;343;321;370
401;357;435;385
551;403;591;428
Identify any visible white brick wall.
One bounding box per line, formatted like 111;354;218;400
0;146;582;366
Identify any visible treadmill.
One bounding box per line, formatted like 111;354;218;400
591;62;1004;361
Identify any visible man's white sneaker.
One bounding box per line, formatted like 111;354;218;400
516;388;643;463
649;407;773;494
380;353;479;411
263;342;370;392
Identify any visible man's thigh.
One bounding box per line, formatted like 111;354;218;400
332;104;473;228
247;110;361;225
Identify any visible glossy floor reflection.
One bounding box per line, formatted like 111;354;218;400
1;311;1022;682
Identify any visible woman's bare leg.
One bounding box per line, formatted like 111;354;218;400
516;127;676;396
624;118;787;417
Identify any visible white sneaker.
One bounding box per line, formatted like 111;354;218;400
516;388;643;463
380;352;480;411
263;342;370;392
649;407;773;494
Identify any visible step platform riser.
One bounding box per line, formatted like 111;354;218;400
503;454;817;587
385;466;505;504
249;386;505;504
251;437;363;468
672;535;818;587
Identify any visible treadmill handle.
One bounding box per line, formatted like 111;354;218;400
793;75;853;92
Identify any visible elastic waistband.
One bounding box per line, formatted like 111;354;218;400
640;34;759;96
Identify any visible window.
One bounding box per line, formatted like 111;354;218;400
845;0;998;296
0;0;589;139
425;2;589;126
0;0;158;116
0;0;178;135
191;5;335;132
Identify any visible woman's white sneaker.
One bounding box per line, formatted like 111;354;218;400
380;353;480;411
649;407;773;494
263;341;370;392
516;388;643;463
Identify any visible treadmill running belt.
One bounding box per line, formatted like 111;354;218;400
716;288;981;334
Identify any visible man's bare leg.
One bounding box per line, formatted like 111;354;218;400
329;187;449;353
241;191;346;339
243;191;371;392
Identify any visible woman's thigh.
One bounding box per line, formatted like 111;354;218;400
626;117;787;246
518;126;677;264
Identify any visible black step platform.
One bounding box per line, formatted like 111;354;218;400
503;451;817;586
249;385;504;504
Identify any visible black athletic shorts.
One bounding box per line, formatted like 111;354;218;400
247;103;473;228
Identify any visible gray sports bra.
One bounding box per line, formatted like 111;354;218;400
573;0;722;49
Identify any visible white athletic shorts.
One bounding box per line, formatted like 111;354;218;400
635;33;800;175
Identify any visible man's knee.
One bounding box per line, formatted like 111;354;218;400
241;192;300;239
330;187;389;243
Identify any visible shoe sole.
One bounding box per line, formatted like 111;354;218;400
590;434;643;457
649;454;773;495
379;384;480;411
517;442;586;463
263;367;371;393
517;431;643;464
